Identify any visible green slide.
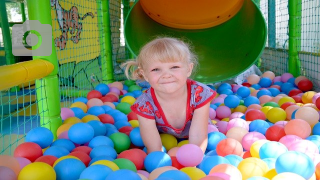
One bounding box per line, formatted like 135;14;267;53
125;0;267;83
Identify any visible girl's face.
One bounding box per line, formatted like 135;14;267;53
141;60;193;94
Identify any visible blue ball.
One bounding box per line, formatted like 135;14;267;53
54;158;86;180
306;135;320;141
244;96;260;107
43;146;69;158
87;106;105;116
25;127;53;148
224;95;240;108
87;120;107;137
275;151;315;179
101;105;113;113
129;127;144;147
122;92;135;98
217;83;232;94
143;146;167;154
262;158;276;169
259;141;288;159
132;90;143;98
79;164;112;180
105;128;119;137
95;83;110;96
256;89;272;99
249;120;270;135
68;123;94;145
74;97;88;104
51;139;75;152
158;170;191;180
210;104;218;110
287;77;296;85
259;77;272;88
198;155;230;175
268;88;280;97
144;151;172;172
89;155;114;166
273;81;283;86
205;149;218;156
237;86;251;98
71;107;86;119
220;89;233;95
224;154;243;167
88;136;114;149
251;84;261;90
105;169;141;180
136;80;151;88
114;120;131;130
108;111;128;122
89;145;117;159
280;82;294;93
207;132;227;151
207;84;216;90
123;84;129;91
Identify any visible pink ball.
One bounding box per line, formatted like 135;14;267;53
259;95;273;105
232;85;242;93
312;93;320;104
60;108;75;120
208;124;219;133
176;144;203;167
281;73;294;83
58;131;69;139
279;135;302;149
227;118;249;131
87;98;103;108
241;132;266;151
218;94;228;99
288;139;319;154
209;108;216;120
212;97;224;104
0;166;17;180
229;112;244;120
273;76;282;83
247;74;260;85
216;121;228;134
15;157;31;170
109;87;121;95
274;121;288;127
137;170;149;178
216;106;232;119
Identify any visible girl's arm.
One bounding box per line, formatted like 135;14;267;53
137;115;163;154
188;102;210;153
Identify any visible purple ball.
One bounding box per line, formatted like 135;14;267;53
0;166;16;180
273;76;282;83
281;73;294;83
60;108;75;120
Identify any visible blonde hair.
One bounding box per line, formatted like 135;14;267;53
121;37;198;81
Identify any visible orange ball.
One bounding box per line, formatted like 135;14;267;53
295;107;319;127
57;123;73;137
262;71;275;80
302;91;316;104
285;105;300;120
216;138;243;157
247;74;260;85
284;119;311;139
0;155;21;176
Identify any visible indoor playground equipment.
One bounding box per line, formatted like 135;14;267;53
1;0;320;179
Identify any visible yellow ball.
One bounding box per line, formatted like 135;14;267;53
221;118;230;122
91;160;119;171
302;91;316;104
70;101;87;113
56;123;73;137
264;168;277;179
272;172;305;180
237;157;269;179
18;162;56;180
160;134;177;151
250;140;268;158
63;117;82;124
82;115;100;123
278;96;295;106
267;107;286;123
180;167;206;179
234;105;247;113
121;96;136;105
177;140;189;147
261;106;273;116
129;120;139;128
53;155;80;167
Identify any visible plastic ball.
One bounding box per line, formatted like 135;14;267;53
226;127;248;143
72;146;92;155
268;88;280;96
288;88;303;97
237;157;269;179
288;139;319;154
237;86;251;98
14;142;43;162
43;146;69;158
241;131;266;151
209;164;242;179
207;132;227;151
224;95;240;108
216;138;243;157
298;79;313;91
250;140;269;158
275;151;315;179
51;139;75;152
180;167;206;179
0;166;17;180
87;90;103;100
216;106;231;119
117;149;147;170
87;106;105;116
247;74;260;85
144;151;172;172
54;158;86;180
259;95;273;104
266;107;286;123
259;141;287;159
88;136;114;149
176;144;203;167
160;134;177;151
285;105;299;120
0;155;20;176
279;135;302;149
259;77;272;88
244;96;260;107
227;118;249;131
284;119;311;138
109;132;131;153
249;120;270;135
79;164;112;180
113;158;137;172
98;114;114;124
60;107;75;120
233;105;247;113
89;145;117;159
295;107;319;127
87;120;107;137
281;73;294;83
198;155;230;175
265;125;286;141
116;102;132;115
25;127;53;149
68;151;91;166
302;91;316;104
158;169;191;180
18;162;56;180
148;166;177;180
87;98;104;108
224;154;243;167
68;123;94;144
273;172;306;180
34;155;58;166
262;71;275;80
95;83;110;95
245;109;266;121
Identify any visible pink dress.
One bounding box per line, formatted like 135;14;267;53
131;79;216;138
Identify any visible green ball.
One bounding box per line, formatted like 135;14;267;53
239;100;245;106
128;85;141;92
113;158;137;172
124;80;136;87
263;101;280;108
109;132;131;153
116;102;132;114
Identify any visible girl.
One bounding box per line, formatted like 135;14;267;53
122;37;216;153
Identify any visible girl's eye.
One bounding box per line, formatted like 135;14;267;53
171;66;180;69
151;68;159;72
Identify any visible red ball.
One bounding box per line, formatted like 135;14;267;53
280;102;296;110
14;142;43;162
101;94;118;103
98;114;114;124
216;138;243;157
69;151;91;167
316;97;320;110
71;146;92;155
288;89;302;97
117;149;147;170
127;111;138;121
298;79;313;92
292;95;302;103
35;155;58;166
171;156;185;170
242;82;251;87
242;151;252;159
87;90;102;100
265;125;286;141
245;109;266;121
118;126;134;136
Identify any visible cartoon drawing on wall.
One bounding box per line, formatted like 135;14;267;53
51;0;94;50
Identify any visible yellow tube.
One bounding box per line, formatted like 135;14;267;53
0;59;54;91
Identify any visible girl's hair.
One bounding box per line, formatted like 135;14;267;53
121;37;198;81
